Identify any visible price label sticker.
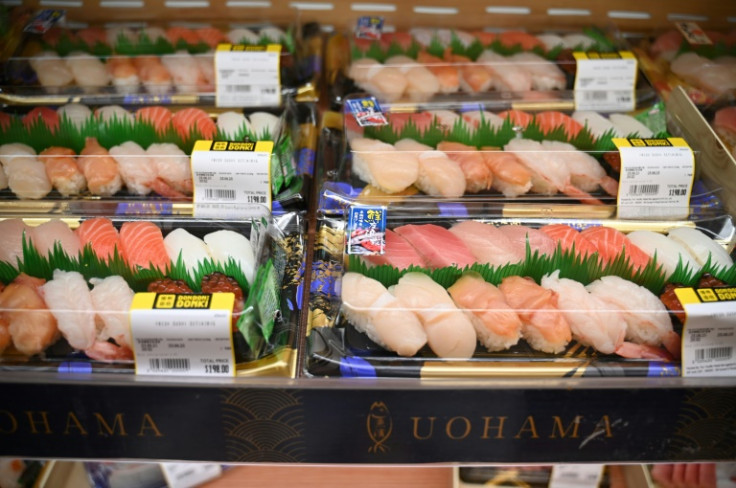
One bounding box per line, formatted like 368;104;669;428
215;44;281;107
24;9;65;34
161;463;223;488
550;464;605;488
191;140;273;219
574;51;637;112
130;292;235;377
675;22;713;46
346;97;388;127
675;287;736;377
347;205;386;255
356;16;384;40
613;137;694;219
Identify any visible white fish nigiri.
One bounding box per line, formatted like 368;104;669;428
89;275;134;348
511;52;566;91
65;52;111;92
426;110;462;131
109;141;156;195
541;140;617;195
341;272;427;357
3;154;52;200
385;55;440;102
609;113;653;138
477;50;533;92
572;111;621;139
627;230;700;276
161;51;206;93
541;270;626;355
351;138;419;194
40;270;96;350
95;105;134;125
106;26;138;46
30;219;82;257
217;111;250;139
536;34;564;51
667;227;734;270
0;219;31;265
562;33;596;50
58;103;93;130
249;112;282;139
163;228;211;273
228;28;259;44
146;143;192;194
29;51;74;90
203;230;256;284
0;143;36;165
391;272;477;359
140;26;168;42
259;26;286;42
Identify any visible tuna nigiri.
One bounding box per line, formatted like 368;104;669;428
341;272;427;357
23;107;60;132
449;221;525;266
498;225;557;256
363;228;426;270
76;217;121;261
119;221;170;270
395;140;466;197
395;224;476;269
391;272;477;359
448;273;523;351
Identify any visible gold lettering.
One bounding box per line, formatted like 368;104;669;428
514;416;539;439
138;414;163;437
94;413;127;437
480;416;507;439
25;411;52;434
411;417;435;440
0;411;18;434
597;415;614;438
446;417;471;440
64;412;88;436
550;416;581;439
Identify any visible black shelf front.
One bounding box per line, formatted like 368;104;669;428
1;373;734;463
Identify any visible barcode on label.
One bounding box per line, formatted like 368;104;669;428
584;91;608;101
630;184;659;195
225;85;251;92
694;346;733;362
149;358;190;372
204;188;236;200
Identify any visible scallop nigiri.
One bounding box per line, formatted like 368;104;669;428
341;272;427;357
0;144;52;200
385;55;440;102
203;230;256;284
249;112;282;139
449;221;525;267
448;273;522;351
40;270;96;350
29;51;74;90
65;52;111;92
391;272;477;359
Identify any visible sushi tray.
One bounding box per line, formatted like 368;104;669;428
305;211;736;378
0;17;323;106
0;98;317;212
0;209;306;377
318;97;726;219
629;27;736;106
327;25;658;110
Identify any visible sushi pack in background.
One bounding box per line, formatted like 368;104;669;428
0;98;317;211
0;210;306;377
318;97;720;220
305;209;736;378
630;25;736;106
1;16;322;105
328;23;657;110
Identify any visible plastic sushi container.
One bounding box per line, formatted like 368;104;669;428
318;96;726;219
629;27;736;106
305;210;736;378
327;25;657;110
0;208;306;377
0;98;317;212
0;17;322;106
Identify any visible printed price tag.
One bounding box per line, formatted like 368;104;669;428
613;137;694;219
130;292;235;377
675;287;736;377
191;140;273;219
574;51;637;112
356;16;384;40
550;464;605;488
346;97;389;127
215;44;281;107
347;205;387;255
161;463;222;488
675;22;713;46
24;9;65;34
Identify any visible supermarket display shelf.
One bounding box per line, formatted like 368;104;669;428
1;372;734;464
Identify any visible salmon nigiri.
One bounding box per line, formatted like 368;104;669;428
535;111;584;138
23;107;60;132
171;108;217;140
38;147;86;196
539;224;598;257
498;31;545;51
480;148;532;197
119;221;170;270
450;53;493;93
416;51;460;94
580;226;651;270
78;138;123;196
437;141;493;193
395;224;476;269
76;217;121;260
498;109;533;128
499;276;571;354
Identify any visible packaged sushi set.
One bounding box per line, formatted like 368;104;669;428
0;99;317;211
0;210;305;376
1;18;322;105
328;25;656;108
306;211;736;378
632;27;736;106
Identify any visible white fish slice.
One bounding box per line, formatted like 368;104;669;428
609;113;653;138
204;230;256;284
163;228;211;274
572;111;621;139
